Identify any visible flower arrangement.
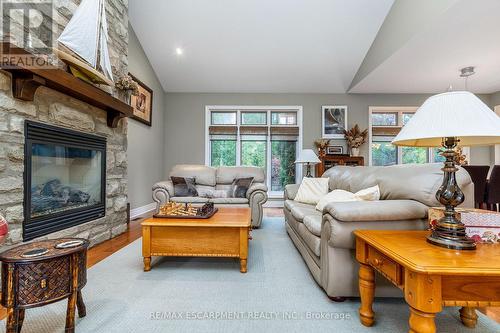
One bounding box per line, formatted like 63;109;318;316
343;124;368;149
314;139;330;151
115;75;139;96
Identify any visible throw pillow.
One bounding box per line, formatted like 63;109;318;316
315;189;358;211
231;177;254;198
354;185;380;201
294;178;329;205
171;177;198;197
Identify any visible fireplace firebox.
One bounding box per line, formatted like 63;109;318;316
24;121;106;241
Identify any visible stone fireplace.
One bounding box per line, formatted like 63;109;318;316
24;121;107;240
0;0;129;247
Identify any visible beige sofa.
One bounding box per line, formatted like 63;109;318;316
284;163;473;299
153;165;268;227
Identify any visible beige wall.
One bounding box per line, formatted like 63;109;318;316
163;92;493;174
127;27;166;209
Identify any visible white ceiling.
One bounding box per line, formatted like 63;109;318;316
129;0;500;94
349;0;500;94
129;0;394;93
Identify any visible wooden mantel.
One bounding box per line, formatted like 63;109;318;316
0;43;133;128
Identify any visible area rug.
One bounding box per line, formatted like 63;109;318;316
4;218;499;333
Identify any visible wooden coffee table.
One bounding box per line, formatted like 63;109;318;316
142;207;251;273
355;230;500;333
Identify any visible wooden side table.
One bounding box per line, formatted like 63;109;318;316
355;230;500;333
0;238;89;333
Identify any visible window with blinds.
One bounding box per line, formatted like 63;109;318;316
369;106;445;166
206;107;302;193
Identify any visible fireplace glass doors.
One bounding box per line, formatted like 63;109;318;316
24;121;106;240
30;144;102;217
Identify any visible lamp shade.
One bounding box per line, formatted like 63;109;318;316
392;91;500;147
295;149;320;164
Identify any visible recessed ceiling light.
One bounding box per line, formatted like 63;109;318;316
175;47;183;56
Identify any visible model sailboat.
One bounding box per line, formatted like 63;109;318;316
55;0;114;86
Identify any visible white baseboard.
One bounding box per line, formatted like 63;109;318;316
130;202;157;220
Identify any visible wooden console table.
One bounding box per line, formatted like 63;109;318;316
0;238;89;333
315;155;364;176
355;230;500;333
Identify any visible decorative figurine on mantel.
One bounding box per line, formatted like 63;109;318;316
344;124;368;157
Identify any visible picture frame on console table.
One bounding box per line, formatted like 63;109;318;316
129;73;153;126
326;145;344;155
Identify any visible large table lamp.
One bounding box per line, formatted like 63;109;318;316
392;91;500;250
295;149;320;177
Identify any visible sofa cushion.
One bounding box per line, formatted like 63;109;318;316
323;200;428;222
196;185;216;198
322;164;472;207
210;198;249;204
170;165;217;186
291;203;319;222
297;223;321;257
170;196;209;203
294;178;329;205
303;214;322;237
216;166;265;184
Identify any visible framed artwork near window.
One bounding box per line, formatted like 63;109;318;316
326;145;344;155
129;73;153;126
322;105;347;139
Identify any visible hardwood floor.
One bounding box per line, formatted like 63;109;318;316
1;208;498;325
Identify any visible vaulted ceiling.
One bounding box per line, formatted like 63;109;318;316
129;0;500;94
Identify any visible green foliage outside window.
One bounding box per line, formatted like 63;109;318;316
271;141;296;191
211;140;236;166
241;141;266;168
402;147;428;164
372;142;397;166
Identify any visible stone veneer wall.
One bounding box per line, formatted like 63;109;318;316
0;0;129;247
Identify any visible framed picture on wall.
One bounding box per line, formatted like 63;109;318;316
322;105;347;139
326;145;344;155
129;73;153;126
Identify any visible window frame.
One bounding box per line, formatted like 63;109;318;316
205;105;303;198
368;106;470;166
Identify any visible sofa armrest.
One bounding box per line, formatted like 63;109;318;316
284;184;300;200
152;180;174;208
247;184;268;228
246;183;268;199
323;200;428;222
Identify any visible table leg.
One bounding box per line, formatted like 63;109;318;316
459;307;477;328
143;225;151;271
77;291;86;318
65;291;77;333
358;263;375;327
17;309;24;333
409;307;436;333
240;259;247;273
143;257;151;271
6;308;18;333
239;228;248;273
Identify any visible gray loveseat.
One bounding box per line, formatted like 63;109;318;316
284;163;473;299
153;164;268;227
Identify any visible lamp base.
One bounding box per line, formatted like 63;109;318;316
428;137;476;251
427;229;476;250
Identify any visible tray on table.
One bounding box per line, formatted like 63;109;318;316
153;202;218;219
